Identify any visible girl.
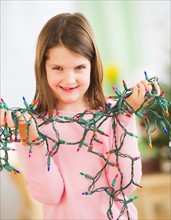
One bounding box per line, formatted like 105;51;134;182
0;13;160;219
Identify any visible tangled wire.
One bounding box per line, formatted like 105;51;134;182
0;72;170;220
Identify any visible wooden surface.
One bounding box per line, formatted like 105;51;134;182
133;173;171;220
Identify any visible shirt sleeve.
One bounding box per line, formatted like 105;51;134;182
15;142;64;205
106;114;142;195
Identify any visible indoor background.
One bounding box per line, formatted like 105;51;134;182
1;0;170;220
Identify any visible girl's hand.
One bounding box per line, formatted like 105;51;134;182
126;80;160;111
0;109;39;144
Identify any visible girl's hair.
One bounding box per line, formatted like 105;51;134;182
34;12;107;118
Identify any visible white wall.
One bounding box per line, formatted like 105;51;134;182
126;1;170;85
1;1;76;107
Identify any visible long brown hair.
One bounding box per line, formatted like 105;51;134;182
34;12;107;118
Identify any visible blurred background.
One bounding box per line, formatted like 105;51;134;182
1;0;170;219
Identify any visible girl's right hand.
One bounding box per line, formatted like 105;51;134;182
126;80;160;111
0;109;39;144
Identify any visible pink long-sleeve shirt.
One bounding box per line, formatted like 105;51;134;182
15;110;142;220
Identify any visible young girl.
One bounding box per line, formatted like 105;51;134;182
1;13;160;219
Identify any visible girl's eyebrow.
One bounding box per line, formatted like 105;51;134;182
75;63;86;67
48;63;87;68
47;63;64;68
48;64;61;66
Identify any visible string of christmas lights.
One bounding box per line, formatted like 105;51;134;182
0;72;170;220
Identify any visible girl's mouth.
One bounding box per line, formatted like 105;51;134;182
59;86;78;92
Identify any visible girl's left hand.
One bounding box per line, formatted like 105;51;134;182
126;80;160;111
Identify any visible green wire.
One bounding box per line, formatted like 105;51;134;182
0;75;170;220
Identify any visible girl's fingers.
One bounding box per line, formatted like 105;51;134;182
16;112;38;142
131;81;147;99
0;109;38;143
127;79;158;111
15;111;32;125
0;109;16;128
15;111;25;125
141;79;160;95
153;82;161;95
131;85;139;97
0;109;6;126
136;82;146;98
6;110;15;128
138;79;154;94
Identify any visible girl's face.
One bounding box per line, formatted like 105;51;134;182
45;46;91;112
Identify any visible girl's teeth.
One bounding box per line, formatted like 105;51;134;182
60;86;76;90
64;87;73;90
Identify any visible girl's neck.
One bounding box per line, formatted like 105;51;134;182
56;100;91;113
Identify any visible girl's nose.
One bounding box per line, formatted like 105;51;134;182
64;71;76;84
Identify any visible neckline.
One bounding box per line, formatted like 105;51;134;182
57;110;83;116
54;109;102;117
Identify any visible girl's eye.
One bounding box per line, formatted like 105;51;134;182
53;66;63;71
75;65;85;70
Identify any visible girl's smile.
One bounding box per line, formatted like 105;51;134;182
45;46;91;112
59;85;79;93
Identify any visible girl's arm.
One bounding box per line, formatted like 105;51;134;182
15;141;64;205
0;110;64;205
106;114;142;195
106;80;160;195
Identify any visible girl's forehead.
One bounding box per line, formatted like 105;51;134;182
48;45;81;57
47;46;90;65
